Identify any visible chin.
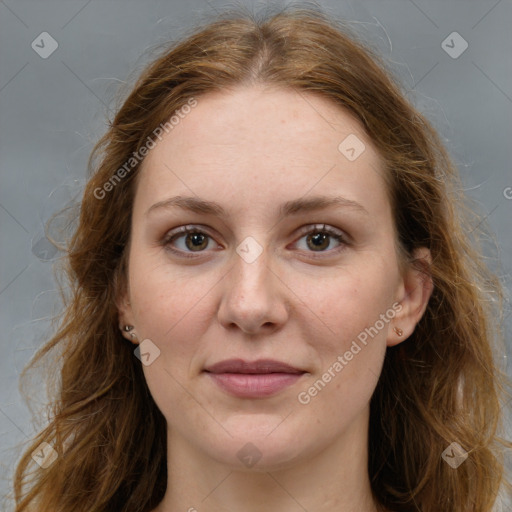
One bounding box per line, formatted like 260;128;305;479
202;421;312;472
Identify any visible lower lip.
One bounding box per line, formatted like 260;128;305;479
205;372;304;398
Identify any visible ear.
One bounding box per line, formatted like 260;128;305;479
114;267;138;345
117;295;138;345
387;247;434;347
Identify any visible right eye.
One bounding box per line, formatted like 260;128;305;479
162;225;220;258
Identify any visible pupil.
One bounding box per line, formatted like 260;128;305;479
309;232;328;250
186;233;207;250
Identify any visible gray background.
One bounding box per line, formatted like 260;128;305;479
1;0;511;509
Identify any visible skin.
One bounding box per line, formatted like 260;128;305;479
118;85;433;512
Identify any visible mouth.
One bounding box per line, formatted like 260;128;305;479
203;359;306;398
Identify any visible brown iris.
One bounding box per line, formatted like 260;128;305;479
185;232;209;251
307;231;330;251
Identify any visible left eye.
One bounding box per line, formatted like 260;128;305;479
162;224;347;257
294;224;347;253
163;227;217;254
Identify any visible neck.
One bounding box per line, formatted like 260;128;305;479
154;406;382;512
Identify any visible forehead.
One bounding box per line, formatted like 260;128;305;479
134;85;390;220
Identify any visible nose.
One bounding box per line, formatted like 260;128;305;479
217;247;289;336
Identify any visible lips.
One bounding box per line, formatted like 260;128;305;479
204;358;304;375
203;359;306;398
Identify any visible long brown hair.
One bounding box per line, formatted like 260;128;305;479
11;4;511;511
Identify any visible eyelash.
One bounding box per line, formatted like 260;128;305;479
161;224;349;260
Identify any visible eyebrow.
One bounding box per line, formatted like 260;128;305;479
145;194;369;217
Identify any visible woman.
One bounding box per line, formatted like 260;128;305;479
12;5;511;511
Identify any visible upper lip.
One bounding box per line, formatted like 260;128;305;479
204;359;304;374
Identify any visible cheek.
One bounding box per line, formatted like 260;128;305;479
298;288;389;430
302;259;396;397
129;249;213;332
312;261;397;343
127;261;217;387
130;267;211;420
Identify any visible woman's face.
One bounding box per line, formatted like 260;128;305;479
119;85;428;470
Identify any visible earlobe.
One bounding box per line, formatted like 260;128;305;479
117;293;137;344
119;317;140;345
388;247;434;347
113;258;137;342
121;324;140;345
